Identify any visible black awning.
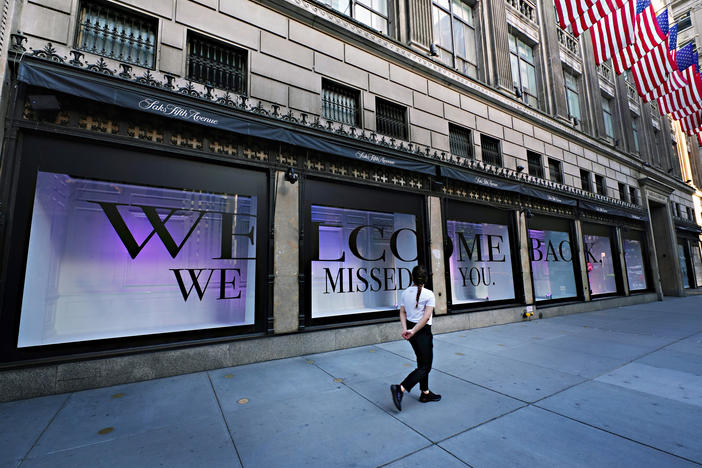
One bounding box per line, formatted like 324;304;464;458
676;224;702;234
440;166;577;206
578;200;648;221
19;61;436;175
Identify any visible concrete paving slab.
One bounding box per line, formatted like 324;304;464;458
346;369;525;442
491;342;626;378
569;327;672;349
534;334;652;361
26;373;221;458
664;333;702;356
208;357;339;413
537;380;702;463
596;362;702;406
438;350;586;402
223;385;430;467
0;394;68;467
21;418;239;468
439;405;697;467
636;348;702;376
304;345;417;384
383;445;468;467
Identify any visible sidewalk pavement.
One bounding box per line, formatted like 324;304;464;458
2;296;702;468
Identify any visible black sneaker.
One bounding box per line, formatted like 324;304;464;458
390;384;403;411
419;390;441;403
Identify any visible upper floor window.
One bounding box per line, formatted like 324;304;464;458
595;174;607;196
602;97;615;140
322;79;361;126
449;123;474;159
548;158;563;184
376;98;408;140
187;32;247;94
629;186;639;205
580;169;592;192
618;182;628;202
480;135;502;167
509;33;538;107
687;206;694;220
527;151;543;178
678;11;692;31
321;0;388;34
564;70;581;123
76;0;157;68
631;115;640;153
432;0;479;78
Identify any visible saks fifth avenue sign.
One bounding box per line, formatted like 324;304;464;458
139;98;220;125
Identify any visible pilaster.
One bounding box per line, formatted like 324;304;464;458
484;0;513;91
273;170;300;334
427;196;448;315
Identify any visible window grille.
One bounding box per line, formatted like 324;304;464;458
548;158;563;184
480;135;502;167
618;182;628;202
580;169;592;192
76;1;157;68
527;151;543;178
187;33;247;94
595;174;606;196
322;80;360;126
449;124;473;159
629;186;639;205
376;98;407;140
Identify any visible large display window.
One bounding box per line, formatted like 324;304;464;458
1;135;268;361
621;229;649;292
678;240;693;289
582;223;620;296
445;202;519;308
693;242;702;288
528;217;579;302
303;180;425;325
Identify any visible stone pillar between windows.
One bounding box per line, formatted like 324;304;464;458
537;0;568;119
273;170;300;334
580;35;605;139
516;210;535;304
428;196;448;315
615;227;630;296
574;219;591;301
406;0;433;53
483;0;513;91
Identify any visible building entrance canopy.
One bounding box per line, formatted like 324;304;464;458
18;61;436;175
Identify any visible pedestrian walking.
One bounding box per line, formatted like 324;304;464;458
390;265;441;411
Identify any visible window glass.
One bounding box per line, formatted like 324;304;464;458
447;220;515;304
678;243;691;288
623;238;647;291
529;229;577;301
310;205;417;318
583;233;617;295
18;172;257;347
631;117;640;152
693;243;702;288
603;98;614;139
564;71;581;120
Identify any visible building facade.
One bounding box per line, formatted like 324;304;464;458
0;0;701;400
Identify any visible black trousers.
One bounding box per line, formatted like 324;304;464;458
401;321;433;392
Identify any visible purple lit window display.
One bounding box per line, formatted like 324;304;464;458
623;238;647;291
583;234;617;295
310;205;418;318
18;172;257;347
446;220;515;303
528;229;577;301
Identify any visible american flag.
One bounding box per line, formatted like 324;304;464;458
676;44;696;72
590;0;636;65
555;0;598;29
668;24;678;51
694;52;700;73
697;132;702;146
612;6;668;73
660;71;702;117
643;65;691;102
680;110;702;135
572;0;628;36
632;39;675;96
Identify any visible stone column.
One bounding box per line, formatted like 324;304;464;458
406;0;433;53
537;1;569;119
427;196;448;315
615;227;630;296
574;219;591;301
273;170;300;334
580;35;604;138
516;210;534;304
483;0;513;92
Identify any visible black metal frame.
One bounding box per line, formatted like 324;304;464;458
321;79;361;127
527;151;543;178
0;129;270;366
621;227;653;294
186;31;248;95
480;134;502;167
449;123;473;160
375;98;408;141
547;157;563;184
300;177;427;328
443;199;524;313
